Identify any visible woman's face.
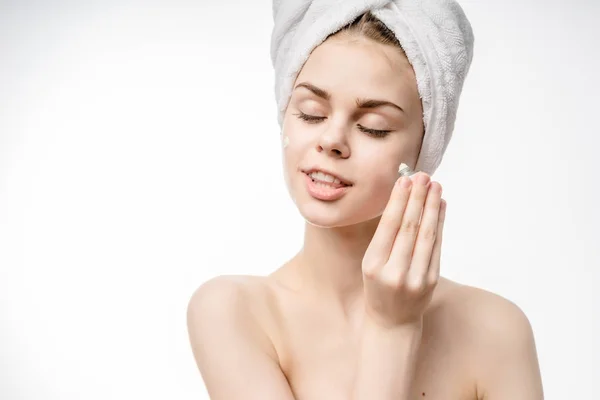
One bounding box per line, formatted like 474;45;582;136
282;34;424;228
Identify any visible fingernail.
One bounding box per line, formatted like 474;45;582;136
401;176;412;188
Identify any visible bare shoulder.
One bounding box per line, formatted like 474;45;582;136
436;278;543;398
186;273;288;354
186;274;274;336
440;279;535;342
186;275;296;399
187;274;268;306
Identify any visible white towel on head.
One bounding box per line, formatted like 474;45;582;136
271;0;475;175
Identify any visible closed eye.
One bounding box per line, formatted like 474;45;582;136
294;111;391;138
293;111;325;124
357;125;391;137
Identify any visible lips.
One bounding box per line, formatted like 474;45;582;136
304;173;350;201
302;168;353;187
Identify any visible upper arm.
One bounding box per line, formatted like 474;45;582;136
473;293;544;400
186;276;296;400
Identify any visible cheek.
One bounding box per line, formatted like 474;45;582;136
282;134;290;149
369;172;396;203
352;169;397;219
281;138;304;194
282;120;316;162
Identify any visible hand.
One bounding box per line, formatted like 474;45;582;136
361;172;446;329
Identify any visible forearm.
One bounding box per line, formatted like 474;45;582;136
351;319;422;400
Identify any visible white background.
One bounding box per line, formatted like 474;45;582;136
1;0;599;399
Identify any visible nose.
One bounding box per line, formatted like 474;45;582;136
316;125;350;159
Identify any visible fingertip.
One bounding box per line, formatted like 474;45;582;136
401;176;412;188
395;176;412;189
429;181;443;194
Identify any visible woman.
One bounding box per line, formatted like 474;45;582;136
187;3;544;399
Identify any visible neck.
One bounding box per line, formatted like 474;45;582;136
292;217;380;313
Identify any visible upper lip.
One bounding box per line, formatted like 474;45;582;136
302;167;353;186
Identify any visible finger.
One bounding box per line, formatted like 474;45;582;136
427;198;447;285
383;172;431;276
407;182;443;284
363;176;412;271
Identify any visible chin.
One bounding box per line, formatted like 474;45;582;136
295;196;383;229
297;202;352;228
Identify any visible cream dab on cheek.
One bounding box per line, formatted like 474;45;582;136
282;135;290;148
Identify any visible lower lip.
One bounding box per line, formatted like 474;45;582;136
304;173;351;201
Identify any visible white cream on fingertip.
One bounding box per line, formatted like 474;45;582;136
398;162;415;178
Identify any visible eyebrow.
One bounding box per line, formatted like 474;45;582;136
294;82;405;114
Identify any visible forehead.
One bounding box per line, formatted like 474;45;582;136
296;36;418;105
